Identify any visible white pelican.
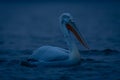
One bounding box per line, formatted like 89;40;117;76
21;13;89;67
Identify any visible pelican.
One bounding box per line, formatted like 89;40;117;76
21;13;89;67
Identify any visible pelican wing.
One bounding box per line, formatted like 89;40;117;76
29;46;69;62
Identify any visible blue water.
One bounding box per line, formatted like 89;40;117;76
0;1;120;80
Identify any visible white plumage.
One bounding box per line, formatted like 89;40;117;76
22;13;89;67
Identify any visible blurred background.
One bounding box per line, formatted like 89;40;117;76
0;0;120;51
0;1;120;80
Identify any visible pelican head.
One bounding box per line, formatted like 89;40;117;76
60;13;73;24
60;13;89;49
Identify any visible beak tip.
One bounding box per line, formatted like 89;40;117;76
85;45;90;50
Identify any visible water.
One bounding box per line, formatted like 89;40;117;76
0;1;120;80
0;49;120;80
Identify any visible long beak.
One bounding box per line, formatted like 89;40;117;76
66;22;89;49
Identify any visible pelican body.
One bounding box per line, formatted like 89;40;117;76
21;13;89;67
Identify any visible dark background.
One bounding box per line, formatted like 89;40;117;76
0;1;120;80
0;0;120;51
